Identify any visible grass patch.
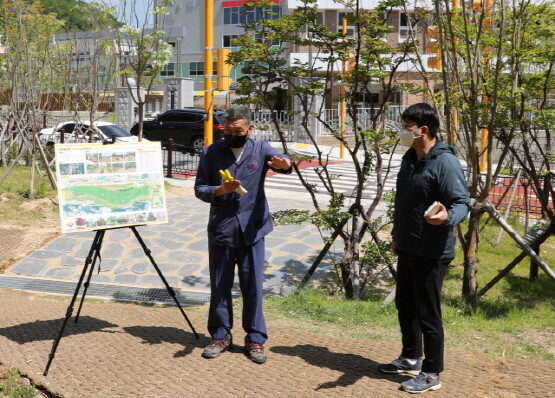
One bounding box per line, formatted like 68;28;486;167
0;366;38;398
0;167;59;228
262;219;555;361
0;166;56;198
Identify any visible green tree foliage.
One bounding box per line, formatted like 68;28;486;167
413;0;555;305
113;0;174;140
36;0;121;32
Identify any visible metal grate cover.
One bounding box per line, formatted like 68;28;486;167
0;275;215;306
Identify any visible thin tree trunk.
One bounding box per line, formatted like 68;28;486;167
462;206;481;307
29;141;36;198
341;237;356;299
351;208;360;300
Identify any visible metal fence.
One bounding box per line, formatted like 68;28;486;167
251;110;295;142
488;173;553;220
163;141;200;179
321;106;404;134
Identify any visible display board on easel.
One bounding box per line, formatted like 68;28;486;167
54;142;168;233
44;142;197;376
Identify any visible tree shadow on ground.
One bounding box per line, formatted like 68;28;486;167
0;316;118;344
271;344;406;390
262;257;334;295
443;273;555;320
123;325;206;358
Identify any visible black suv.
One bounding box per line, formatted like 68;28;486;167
130;108;225;154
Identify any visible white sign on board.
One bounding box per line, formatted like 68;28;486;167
54;142;168;233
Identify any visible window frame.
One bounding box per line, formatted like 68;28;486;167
337;11;356;39
189;62;204;76
398;12;417;42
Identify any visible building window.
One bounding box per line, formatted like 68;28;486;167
306;12;324;33
161;63;175;76
243;7;257;22
390;90;402;105
399;12;416;41
190;62;204;76
254;33;280;47
224;7;240;24
265;5;281;20
314;12;324;26
337;12;355;38
224;5;281;25
223;35;241;48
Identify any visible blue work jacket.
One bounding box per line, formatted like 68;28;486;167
194;138;292;247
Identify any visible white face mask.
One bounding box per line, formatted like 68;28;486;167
398;128;419;147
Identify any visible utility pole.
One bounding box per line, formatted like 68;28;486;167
204;0;214;147
339;18;347;159
479;0;493;173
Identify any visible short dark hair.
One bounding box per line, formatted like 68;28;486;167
401;103;440;138
223;106;252;125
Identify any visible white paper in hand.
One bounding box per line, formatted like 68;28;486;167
235;185;248;195
424;201;441;216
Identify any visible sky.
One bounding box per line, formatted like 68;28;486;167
85;0;152;27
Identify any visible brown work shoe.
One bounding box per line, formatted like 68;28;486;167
202;334;232;359
244;336;267;364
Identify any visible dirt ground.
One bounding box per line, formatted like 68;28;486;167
0;197;60;274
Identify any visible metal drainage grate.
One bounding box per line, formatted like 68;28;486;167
0;275;212;306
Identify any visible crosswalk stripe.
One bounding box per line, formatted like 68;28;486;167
266;161;399;199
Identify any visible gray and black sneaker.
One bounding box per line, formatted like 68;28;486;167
401;372;441;394
378;356;422;376
202;334;232;359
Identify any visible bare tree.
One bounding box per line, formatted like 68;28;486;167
0;0;66;193
229;0;431;298
418;0;555;305
106;0;174;141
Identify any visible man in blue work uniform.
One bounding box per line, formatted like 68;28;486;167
194;106;291;364
378;103;470;393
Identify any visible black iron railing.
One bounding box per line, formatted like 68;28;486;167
163;139;200;178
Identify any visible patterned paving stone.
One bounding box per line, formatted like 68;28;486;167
59;255;87;267
9;258;50;276
44;267;76;278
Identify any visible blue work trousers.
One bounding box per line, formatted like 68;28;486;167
207;238;267;344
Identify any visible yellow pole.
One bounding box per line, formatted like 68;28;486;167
204;0;214;147
452;0;460;143
479;0;493;173
339;18;347;159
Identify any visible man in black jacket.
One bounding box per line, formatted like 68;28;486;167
378;103;470;393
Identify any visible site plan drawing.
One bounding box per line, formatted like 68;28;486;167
54;142;168;233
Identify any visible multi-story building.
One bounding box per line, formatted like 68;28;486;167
157;0;439;109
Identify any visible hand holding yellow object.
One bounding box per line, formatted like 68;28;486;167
219;169;248;195
219;169;233;183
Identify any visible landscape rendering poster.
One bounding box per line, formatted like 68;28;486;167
54;142;168;233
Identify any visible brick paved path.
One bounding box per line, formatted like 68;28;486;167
1;289;554;398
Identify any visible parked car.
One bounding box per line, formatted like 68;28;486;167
130;108;226;154
39;121;145;145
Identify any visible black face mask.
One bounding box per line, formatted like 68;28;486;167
224;134;248;148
